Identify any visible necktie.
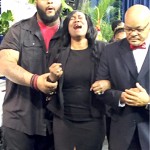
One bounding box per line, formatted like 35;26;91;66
130;42;146;50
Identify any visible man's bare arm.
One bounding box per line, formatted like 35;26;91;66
0;49;33;86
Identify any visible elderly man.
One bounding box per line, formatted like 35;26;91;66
94;4;150;150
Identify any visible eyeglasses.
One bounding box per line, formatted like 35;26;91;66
124;22;149;34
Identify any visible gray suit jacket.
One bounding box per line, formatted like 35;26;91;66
97;38;149;150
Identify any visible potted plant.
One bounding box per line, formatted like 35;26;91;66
0;10;14;43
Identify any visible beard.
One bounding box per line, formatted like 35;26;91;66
36;4;62;24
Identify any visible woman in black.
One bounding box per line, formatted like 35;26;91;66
47;10;110;150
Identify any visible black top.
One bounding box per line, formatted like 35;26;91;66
47;41;106;119
63;48;92;121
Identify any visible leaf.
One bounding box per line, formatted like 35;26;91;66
81;0;120;42
28;0;35;4
0;10;14;35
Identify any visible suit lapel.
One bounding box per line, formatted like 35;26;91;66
60;47;70;70
59;46;70;83
138;46;150;79
119;39;138;80
58;47;71;108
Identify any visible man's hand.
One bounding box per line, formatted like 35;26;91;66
37;73;58;94
90;80;111;95
121;83;150;106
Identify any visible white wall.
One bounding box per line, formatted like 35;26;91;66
1;0;36;24
0;79;6;126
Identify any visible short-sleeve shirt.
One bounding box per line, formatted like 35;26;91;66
0;14;62;136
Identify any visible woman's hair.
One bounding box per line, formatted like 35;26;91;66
61;10;97;47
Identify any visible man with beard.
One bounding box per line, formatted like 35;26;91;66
0;0;62;149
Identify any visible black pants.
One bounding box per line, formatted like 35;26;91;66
2;126;54;150
128;129;141;150
53;115;105;150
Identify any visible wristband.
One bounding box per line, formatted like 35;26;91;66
30;74;39;90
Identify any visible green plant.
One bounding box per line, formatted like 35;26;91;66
81;0;121;42
28;0;35;3
0;10;14;35
100;20;113;42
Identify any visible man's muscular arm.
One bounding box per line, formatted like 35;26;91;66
0;49;33;86
0;49;58;94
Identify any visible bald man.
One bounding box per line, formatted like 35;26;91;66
94;4;150;150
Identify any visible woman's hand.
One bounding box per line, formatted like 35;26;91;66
48;63;63;83
90;80;111;95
